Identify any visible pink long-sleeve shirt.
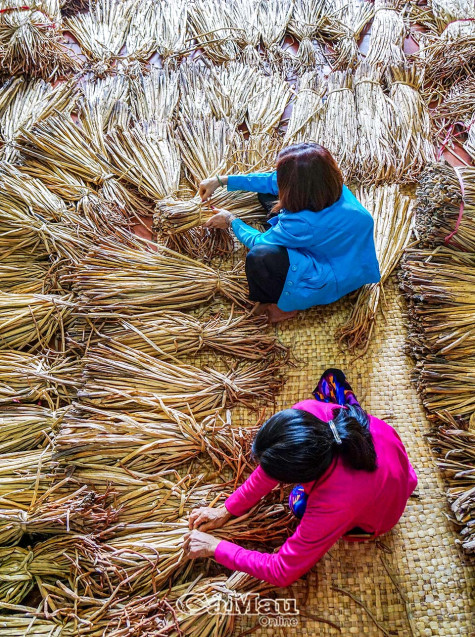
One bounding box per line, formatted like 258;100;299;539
215;399;417;587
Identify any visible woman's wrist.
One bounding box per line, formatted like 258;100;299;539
216;175;228;187
225;212;236;227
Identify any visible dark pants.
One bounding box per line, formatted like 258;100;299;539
245;244;290;304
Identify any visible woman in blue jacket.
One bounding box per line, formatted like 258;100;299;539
200;143;380;323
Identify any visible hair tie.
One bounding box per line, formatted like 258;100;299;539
328;420;342;445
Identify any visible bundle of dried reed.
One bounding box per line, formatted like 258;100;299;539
176;116;236;188
246;71;292;135
79;341;284;414
163;226;235;262
330;0;374;69
388;64;435;180
433;76;475;127
0;612;74;636
231;131;282;174
0;258;50;295
430;0;475;31
288;0;330;66
283;71;325;145
106;121;181;200
125;0;159;60
354;62;398;184
0;0;79;78
90;310;286;361
320;70;358;181
0;351;80;406
0;292;73;351
54;405;254;476
415;164;475;251
463;122;475;161
337;185;414;352
208;61;258;125
66;0;134;68
129;66;179;123
188;0;240;62
227;0;260;64
155;190;263;235
255;0;293;51
0;78;77;162
365;0;406;68
69;238;248;310
155;0;188;58
0;406;58;452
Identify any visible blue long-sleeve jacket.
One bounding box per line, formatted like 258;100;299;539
228;172;380;312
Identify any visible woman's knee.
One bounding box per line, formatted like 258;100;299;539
246;244;287;267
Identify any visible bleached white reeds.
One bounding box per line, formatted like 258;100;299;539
365;0;406;68
0;78;77;162
321;70;358;182
388;64;435;180
0;0;79;78
68;237;248;311
431;0;475;31
208;61;258;125
127;0;188;60
66;0;134;68
129;66;179;123
78;342;284;414
246;71;292;135
188;0;240;62
228;0;260;64
255;0;293;51
0;352;80;406
176;116;236;187
155;0;188;58
331;0;374;69
289;0;332;67
354;62;398;184
230;131;282;174
337;185;414;352
283;71;325;145
106;121;181;200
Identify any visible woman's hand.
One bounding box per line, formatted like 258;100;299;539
203;208;235;229
188;505;231;532
183;529;221;559
199;176;227;201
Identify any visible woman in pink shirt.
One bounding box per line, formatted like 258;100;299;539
185;369;417;588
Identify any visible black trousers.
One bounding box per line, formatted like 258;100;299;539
245;244;290;304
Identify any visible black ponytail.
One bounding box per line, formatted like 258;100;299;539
252;406;377;483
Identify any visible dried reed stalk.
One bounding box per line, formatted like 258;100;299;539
415;164;475;251
354;62;398;184
289;0;335;67
176;116;236;188
246;71;291;135
106;121;181;200
129;66;179;123
320;70;358;181
208;61;259;125
54;404;254;476
0;406;59;453
0;258;50;294
154;190;263;235
188;0;240;62
283;71;325;145
256;0;293;51
163;226;235;262
433;76;475;127
88;310;286;361
388;64;435;181
0;292;73;351
68;237;248;311
431;0;475;31
0;351;80;406
227;0;260;64
66;0;134;67
337;185;414;352
155;0;188;58
0;0;79;78
78;341;284;414
463;121;475;161
330;0;374;69
365;0;406;68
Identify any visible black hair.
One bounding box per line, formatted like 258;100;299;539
251;405;377;484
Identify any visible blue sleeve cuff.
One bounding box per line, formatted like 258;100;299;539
227;175;249;192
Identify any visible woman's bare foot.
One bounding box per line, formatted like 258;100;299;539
266;304;299;323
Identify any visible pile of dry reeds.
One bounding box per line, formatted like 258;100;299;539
337;185;414;352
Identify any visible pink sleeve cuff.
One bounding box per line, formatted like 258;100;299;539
214;539;241;570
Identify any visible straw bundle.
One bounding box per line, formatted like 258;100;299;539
365;0;406;68
246;71;292;135
337;185;414;352
463;122;475;161
331;0;374;69
0;0;79;78
89;311;286;361
54;405;254;475
430;0;475;31
255;0;293;51
231;131;282;174
283;72;325;145
162;226;235;262
68;238;248;311
78;342;284;414
227;0;260;64
388;64;435;181
0;612;73;636
155;190;263;236
289;0;335;67
320;70;358;182
129;66;179;123
415;164;475;251
433;76;475;127
207;61;259;125
124;0;159;60
0;406;58;453
354;62;398;184
66;0;134;68
188;0;240;62
0;258;50;294
0;351;80;405
176;116;236;188
154;0;188;58
106;121;181;201
0;293;73;351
